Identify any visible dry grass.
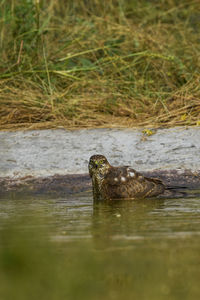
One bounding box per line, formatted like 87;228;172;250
0;0;200;130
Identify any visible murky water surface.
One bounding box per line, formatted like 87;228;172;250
0;192;200;300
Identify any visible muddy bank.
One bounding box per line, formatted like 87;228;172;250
1;169;200;197
0;127;200;195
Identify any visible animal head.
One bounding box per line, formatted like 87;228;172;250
88;154;110;178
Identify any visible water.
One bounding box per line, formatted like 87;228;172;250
0;192;200;300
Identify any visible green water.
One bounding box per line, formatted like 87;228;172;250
0;192;200;300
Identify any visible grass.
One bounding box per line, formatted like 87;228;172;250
0;0;200;130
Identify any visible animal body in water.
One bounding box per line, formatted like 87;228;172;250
88;154;165;201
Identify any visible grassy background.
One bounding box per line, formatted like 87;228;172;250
0;0;200;130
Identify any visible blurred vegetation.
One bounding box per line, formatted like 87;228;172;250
0;0;200;129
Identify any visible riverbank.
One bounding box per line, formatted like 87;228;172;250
0;127;200;194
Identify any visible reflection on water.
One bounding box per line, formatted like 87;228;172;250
0;192;200;300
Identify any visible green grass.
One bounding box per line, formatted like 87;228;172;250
0;0;200;129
